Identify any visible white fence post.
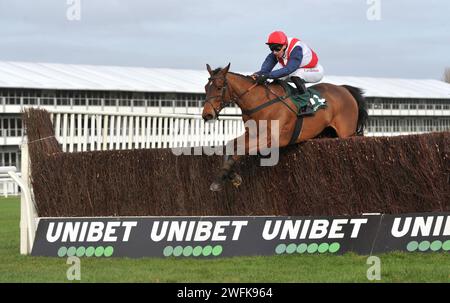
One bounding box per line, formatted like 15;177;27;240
20;146;28;255
13;143;37;255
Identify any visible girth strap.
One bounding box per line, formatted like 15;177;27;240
240;83;303;145
288;117;303;145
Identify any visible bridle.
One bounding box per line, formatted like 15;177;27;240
204;73;258;119
204;74;230;118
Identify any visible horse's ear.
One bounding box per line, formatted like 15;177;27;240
206;64;213;75
223;63;231;74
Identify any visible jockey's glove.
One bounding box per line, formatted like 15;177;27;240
255;74;269;84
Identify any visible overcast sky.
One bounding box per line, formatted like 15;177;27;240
0;0;448;79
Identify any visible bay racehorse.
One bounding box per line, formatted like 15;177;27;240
202;63;368;191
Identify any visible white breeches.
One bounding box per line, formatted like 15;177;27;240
280;64;324;83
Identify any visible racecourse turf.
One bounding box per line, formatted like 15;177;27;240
0;197;449;283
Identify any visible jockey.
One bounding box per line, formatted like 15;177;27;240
252;31;324;95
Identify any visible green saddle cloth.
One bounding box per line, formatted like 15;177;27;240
278;81;327;115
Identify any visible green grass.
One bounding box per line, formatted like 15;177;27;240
0;197;449;282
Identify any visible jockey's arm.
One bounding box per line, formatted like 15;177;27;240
268;46;303;79
255;53;278;75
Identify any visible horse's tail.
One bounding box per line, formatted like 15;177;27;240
342;85;368;136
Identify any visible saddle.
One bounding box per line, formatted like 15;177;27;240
274;80;327;116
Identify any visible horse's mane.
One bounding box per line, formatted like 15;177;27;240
229;72;255;82
213;67;292;98
212;67;255;83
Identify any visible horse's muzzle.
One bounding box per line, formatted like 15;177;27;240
202;113;215;122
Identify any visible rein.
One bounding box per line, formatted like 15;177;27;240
243;84;298;117
205;73;297;118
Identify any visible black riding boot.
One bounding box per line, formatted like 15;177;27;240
291;76;307;95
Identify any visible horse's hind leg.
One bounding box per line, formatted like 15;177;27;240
329;90;359;138
331;115;358;138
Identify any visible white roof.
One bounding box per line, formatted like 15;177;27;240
0;61;449;99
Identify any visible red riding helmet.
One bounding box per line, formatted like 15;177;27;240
266;31;288;45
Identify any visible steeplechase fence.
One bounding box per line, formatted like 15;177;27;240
12;109;450;257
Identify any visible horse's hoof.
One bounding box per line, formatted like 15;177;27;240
210;181;223;192
231;174;242;188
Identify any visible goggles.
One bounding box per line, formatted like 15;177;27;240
268;44;284;52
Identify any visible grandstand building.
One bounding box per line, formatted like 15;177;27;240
1;61;450;170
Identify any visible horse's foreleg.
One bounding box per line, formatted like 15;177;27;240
210;131;259;192
225;154;243;188
210;138;243;191
209;154;242;190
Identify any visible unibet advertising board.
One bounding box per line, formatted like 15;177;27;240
31;212;450;258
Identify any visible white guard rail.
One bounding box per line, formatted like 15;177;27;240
0;169;21;197
48;110;246;152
